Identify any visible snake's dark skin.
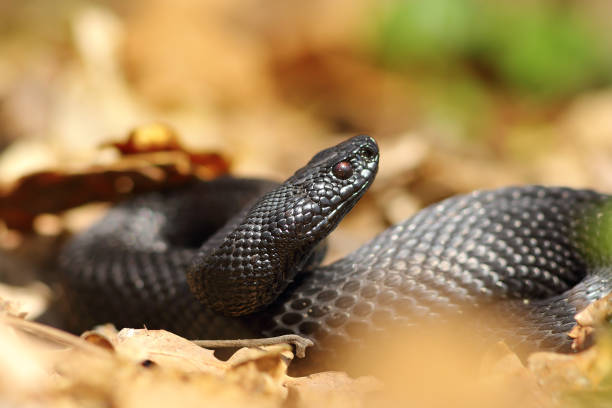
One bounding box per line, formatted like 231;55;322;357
59;135;612;364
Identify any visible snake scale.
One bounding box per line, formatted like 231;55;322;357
59;135;612;362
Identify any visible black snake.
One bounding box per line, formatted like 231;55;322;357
59;135;612;363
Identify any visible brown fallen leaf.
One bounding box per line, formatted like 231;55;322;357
0;123;229;231
0;296;27;318
2;317;288;407
529;349;598;395
113;366;283;408
225;345;295;400
0;318;53;405
77;324;384;407
108;123;184;154
228;344;294;380
0;282;51;319
570;292;612;351
479;342;552;408
53;339;284;408
109;123;230;174
85;327;230;375
529;331;612;397
81;323;120;350
284;371;382;408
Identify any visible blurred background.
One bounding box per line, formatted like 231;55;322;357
2;2;612;405
1;0;612;299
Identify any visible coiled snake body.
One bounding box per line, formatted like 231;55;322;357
60;135;612;359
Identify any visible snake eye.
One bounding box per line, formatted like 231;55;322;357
332;161;353;180
359;145;377;161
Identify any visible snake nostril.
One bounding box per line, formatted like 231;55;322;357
359;145;377;161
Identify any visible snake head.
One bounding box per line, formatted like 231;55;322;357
188;135;379;316
288;134;379;237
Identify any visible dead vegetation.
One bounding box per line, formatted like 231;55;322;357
2;1;612;406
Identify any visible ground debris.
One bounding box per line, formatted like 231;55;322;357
4;305;612;407
479;342;552;408
0;282;50;319
284;372;382;408
83;326;230;375
0;124;229;231
0;317;381;408
529;336;612;406
570;292;612;351
523;292;612;406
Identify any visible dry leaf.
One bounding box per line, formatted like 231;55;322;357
285;371;382;408
228;344;294;379
0;281;50;319
114;368;282;408
81;323;119;350
529;335;612;395
0;296;27;318
2;317;287;407
0;124;229;230
112;328;230;375
570;292;612;351
479;342;552;408
0;319;52;404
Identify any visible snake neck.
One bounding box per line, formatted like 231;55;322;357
186;135;379;317
186;185;330;316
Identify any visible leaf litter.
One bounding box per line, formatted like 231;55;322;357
1;290;612;407
0;302;379;408
1;1;612;406
0;126;611;406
